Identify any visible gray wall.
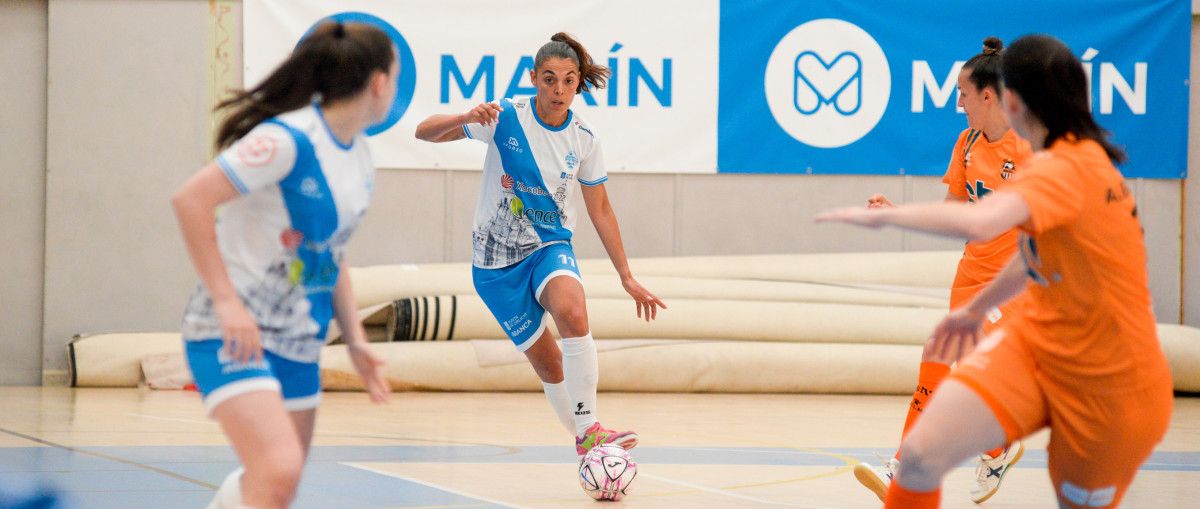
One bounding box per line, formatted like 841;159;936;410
1;1;1197;383
41;0;212;383
0;0;49;385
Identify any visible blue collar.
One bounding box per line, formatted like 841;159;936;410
530;97;573;132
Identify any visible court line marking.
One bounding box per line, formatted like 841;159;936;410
346;462;534;509
0;427;216;490
639;472;840;509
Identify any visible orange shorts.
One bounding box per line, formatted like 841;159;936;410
948;270;1022;335
951;330;1173;508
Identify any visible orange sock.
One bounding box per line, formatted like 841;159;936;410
896;362;951;459
984;445;1005;458
884;481;940;509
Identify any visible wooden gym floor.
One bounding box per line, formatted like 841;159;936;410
1;388;1196;508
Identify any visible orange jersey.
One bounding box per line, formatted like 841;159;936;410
943;128;1033;306
1004;137;1170;393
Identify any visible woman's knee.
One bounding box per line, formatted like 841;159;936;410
897;437;955;480
554;306;589;337
252;451;304;504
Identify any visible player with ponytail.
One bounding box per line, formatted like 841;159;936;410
173;20;397;509
820;34;1170;509
855;37;1033;504
416;32;664;458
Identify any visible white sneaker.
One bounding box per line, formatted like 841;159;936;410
206;467;243;509
971;442;1024;504
854;457;899;502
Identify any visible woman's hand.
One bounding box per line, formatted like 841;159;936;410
213;297;262;364
927;307;986;364
463;102;503;126
347;341;390;404
621;276;667;321
867;193;895;208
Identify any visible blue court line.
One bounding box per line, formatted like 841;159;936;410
2;446;1197;508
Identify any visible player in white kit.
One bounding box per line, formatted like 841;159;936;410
172;21;396;509
416;32;666;456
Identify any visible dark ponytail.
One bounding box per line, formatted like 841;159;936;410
1001;35;1126;163
534;32;611;94
962;37;1004;94
214;21;394;150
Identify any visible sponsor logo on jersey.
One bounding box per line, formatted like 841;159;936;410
501;174;514;190
280;229;304;250
514;180;549;197
565;151;579;171
504;136;524;153
524;208;559;225
509;196;525;218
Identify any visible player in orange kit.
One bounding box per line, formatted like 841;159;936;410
855;37;1033;505
819;34;1173;509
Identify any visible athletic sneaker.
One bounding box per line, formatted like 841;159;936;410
971;442;1025;504
854;457;899;502
575;422;639;456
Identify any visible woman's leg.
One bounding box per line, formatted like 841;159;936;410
539;275;597;436
522;329;576;434
211;391;306;509
886;379;1008;508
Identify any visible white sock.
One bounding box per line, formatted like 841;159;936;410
542;381;576;434
561;333;599;436
207;467;243;509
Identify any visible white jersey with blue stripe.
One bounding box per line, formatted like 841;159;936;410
181;105;375;363
463;96;608;269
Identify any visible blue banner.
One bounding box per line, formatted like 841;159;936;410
717;0;1190;178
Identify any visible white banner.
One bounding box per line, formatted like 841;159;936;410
244;0;718;173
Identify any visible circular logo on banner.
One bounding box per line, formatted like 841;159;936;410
299;12;417;136
764;19;890;148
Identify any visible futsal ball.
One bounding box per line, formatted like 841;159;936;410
578;444;637;501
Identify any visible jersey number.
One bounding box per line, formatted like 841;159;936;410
558;254;577;268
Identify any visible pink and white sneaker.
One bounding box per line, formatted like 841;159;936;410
575;422;639;456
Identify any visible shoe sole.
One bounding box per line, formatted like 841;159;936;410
853;463;888;502
972;442;1025;504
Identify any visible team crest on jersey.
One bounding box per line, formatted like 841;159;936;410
564;151;579;171
1000;160;1015;180
500;174;514;190
236;135;276;167
504;137;523;153
299;177;323;199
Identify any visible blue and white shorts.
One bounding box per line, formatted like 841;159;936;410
472;243;582;351
185;339;321;415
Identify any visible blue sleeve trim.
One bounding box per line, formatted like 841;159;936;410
578;175;608;187
216;155;251;194
462;124;472;139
